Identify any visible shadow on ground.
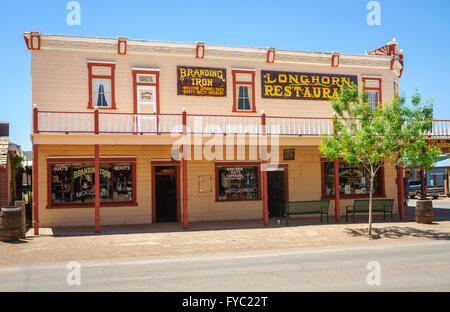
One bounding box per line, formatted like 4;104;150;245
25;200;450;238
0;239;29;245
345;226;450;240
47;214;397;237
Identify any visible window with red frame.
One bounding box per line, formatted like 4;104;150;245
362;77;382;112
232;70;256;112
216;164;260;201
88;62;116;109
394;80;399;98
322;161;384;198
49;160;135;207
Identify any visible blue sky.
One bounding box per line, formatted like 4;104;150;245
1;0;449;150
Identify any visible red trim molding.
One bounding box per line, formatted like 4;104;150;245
87;62;116;109
331;52;340;67
196;41;205;59
25;31;41;50
47;157;136;163
118;37;127;55
266;47;275;63
232;70;256;113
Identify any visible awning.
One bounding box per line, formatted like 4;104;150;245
433;158;450;168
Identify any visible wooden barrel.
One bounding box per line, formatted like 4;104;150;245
0;207;22;241
415;200;433;224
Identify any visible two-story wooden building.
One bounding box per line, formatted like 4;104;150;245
25;31;413;233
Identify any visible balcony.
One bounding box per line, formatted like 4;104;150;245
32;108;450;138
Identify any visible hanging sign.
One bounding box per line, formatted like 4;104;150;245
261;70;358;101
177;66;226;97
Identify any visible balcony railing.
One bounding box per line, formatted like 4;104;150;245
32;107;450;138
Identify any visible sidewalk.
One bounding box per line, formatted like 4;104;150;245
2;215;449;266
25;213;391;238
2;198;449;266
23;197;450;238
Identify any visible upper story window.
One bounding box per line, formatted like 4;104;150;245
362;76;382;112
237;85;251;110
393;80;399;98
232;69;256;112
88;62;116;109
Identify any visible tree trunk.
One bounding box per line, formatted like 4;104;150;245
420;169;426;199
368;175;374;237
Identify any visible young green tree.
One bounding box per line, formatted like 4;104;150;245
319;85;441;236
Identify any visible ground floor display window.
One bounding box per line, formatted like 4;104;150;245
215;163;260;201
322;161;384;199
48;159;136;207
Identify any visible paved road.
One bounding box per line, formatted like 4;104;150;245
0;240;449;292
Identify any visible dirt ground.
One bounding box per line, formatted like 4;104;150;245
1;219;449;266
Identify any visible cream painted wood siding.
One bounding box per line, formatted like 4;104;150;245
30;49;395;118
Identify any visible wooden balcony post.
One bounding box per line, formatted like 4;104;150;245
398;163;405;220
32;144;39;235
95;144;100;233
261;111;269;226
182;107;189;229
94;106;99;134
334;160;340;222
33;104;39;134
333;113;340;222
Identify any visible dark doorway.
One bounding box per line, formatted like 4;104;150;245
268;170;285;218
155;166;178;222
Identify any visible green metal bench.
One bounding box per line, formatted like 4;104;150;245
345;199;394;223
285;200;330;225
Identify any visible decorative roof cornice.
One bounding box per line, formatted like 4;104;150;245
24;32;394;69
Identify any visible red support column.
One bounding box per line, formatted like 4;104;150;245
33;104;39;134
398;164;405;220
334;160;340;222
182;108;188;229
261;111;269;226
32;144;39;235
94;107;99;134
332;114;340;222
94;144;100;233
420;169;426;199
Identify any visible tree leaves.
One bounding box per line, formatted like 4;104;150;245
320;85;441;171
320;84;441;236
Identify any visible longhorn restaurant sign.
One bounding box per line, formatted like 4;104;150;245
261;70;358;101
